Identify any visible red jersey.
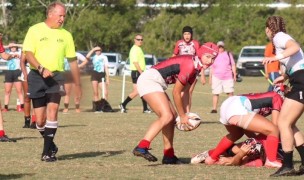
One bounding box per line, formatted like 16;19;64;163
173;39;200;56
243;91;283;117
152;55;202;86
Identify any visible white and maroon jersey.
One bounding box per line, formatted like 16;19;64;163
173;40;200;56
243;91;283;117
152;55;202;86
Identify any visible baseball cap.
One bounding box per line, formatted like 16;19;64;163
217;41;225;47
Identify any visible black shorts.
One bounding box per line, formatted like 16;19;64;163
64;71;74;84
91;71;106;83
4;69;22;83
28;70;65;99
131;70;140;84
286;70;304;104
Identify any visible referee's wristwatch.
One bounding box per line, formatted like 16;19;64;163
37;64;44;74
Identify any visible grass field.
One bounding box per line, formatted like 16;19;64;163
0;74;303;179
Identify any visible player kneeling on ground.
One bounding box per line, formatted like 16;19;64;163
132;42;219;164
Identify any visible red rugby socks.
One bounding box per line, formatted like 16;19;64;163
210;136;234;160
265;135;279;161
138;139;151;149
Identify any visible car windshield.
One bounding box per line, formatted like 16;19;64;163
105;55;116;63
240;48;265;57
145;57;154;66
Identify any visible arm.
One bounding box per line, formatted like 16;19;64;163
218;144;250;166
20;53;28;81
25;51;53;78
173;80;190;128
200;68;206;85
263;39;300;64
77;53;88;69
86;47;100;59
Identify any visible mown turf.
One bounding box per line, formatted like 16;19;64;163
0;74;303;179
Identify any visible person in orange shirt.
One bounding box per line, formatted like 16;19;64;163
264;42;281;91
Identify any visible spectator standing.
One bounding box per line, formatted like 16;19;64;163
86;45;109;112
264;42;281;91
20;52;36;128
62;52;88;113
172;26;201;112
120;34;151;113
209;41;237;113
2;42;24;112
23;2;81;161
0;33;17;142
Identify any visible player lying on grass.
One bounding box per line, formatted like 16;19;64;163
132;42;219;164
191;138;266;167
203;85;287;168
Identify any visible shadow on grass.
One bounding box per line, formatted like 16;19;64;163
0;173;35;179
58;150;125;161
145;157;191;166
12;136;39;141
82;109;120;113
59;124;87;128
202;121;221;124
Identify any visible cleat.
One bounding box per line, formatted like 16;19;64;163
51;143;58;160
0;135;17;142
133;146;157;162
30;122;37;129
1;108;8;112
119;104;127;113
210;109;217;113
270;166;297;177
143;109;152;114
265;159;282;168
296;165;304;176
41;154;57;162
75;109;81;113
191;151;209;164
162;155;183;164
23;123;30;128
62;108;69;113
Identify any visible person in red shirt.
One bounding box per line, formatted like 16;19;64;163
133;42;219;164
172;26;202;113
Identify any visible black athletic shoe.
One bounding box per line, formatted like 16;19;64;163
51;143;58;160
41;154;57;162
297;165;304;176
162;155;183;165
0;135;17;142
210;110;217;113
132;146;157;162
270;166;297;177
30;122;37;129
23;123;30;128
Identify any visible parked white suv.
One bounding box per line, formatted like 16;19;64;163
81;52;125;76
123;54;158;76
103;52;124;76
236;46;266;76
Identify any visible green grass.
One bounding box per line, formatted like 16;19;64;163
0;74;303;179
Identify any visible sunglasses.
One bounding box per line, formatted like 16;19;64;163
136;39;143;41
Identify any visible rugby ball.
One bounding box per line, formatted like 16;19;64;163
175;112;201;131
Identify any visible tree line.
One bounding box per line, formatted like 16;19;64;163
1;0;304;60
